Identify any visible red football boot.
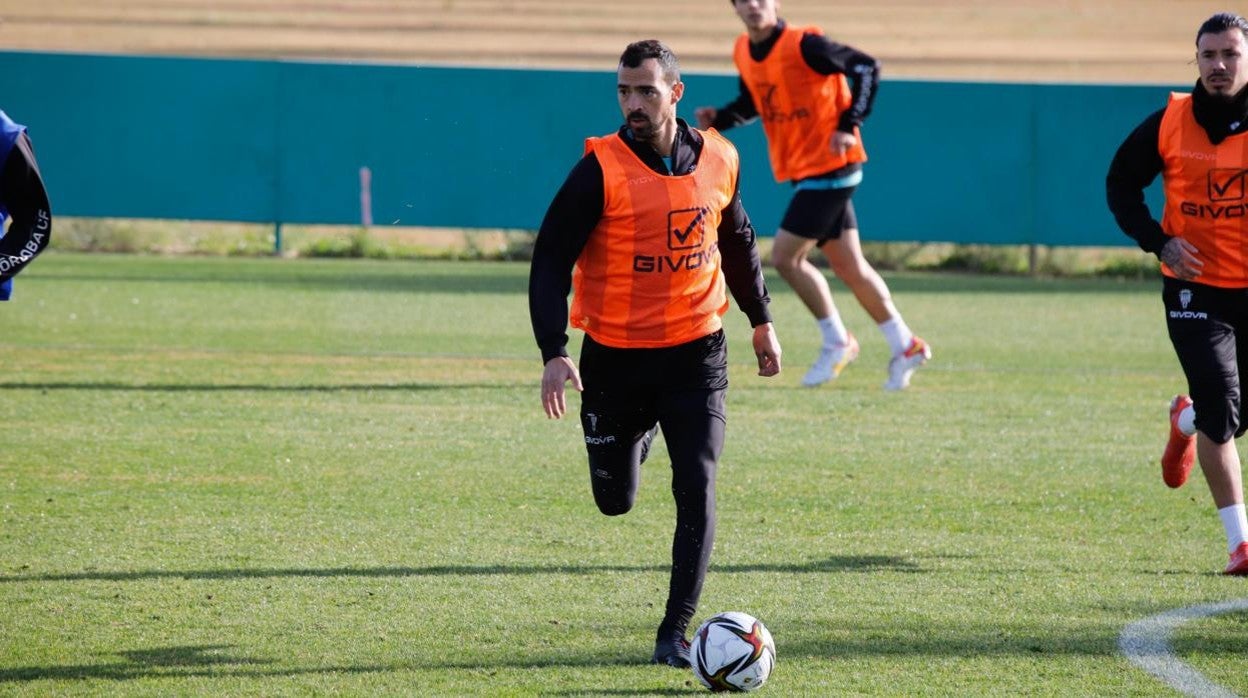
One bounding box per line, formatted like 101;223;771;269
1161;395;1195;489
1226;542;1248;576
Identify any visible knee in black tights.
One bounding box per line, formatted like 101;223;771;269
591;471;635;516
585;426;654;516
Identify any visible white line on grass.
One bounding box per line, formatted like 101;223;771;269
1119;598;1248;697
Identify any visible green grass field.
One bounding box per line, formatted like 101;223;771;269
2;252;1246;696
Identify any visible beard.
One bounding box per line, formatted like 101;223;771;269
1205;72;1239;98
627;122;656;141
626;112;656;141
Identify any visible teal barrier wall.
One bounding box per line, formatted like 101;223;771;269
0;50;1173;246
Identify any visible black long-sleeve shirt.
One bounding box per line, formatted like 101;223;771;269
711;19;881;135
529;119;772;364
0;131;52;281
1106;80;1248;255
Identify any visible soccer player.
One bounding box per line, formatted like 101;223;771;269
1106;12;1248;575
0;108;52;301
528;40;782;668
695;0;930;390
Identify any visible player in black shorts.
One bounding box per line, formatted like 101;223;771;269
697;0;931;390
1106;12;1248;575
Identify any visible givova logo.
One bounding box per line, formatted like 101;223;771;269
758;83;811;123
583;414;617;445
1169;287;1208;320
1179;168;1248;218
633;206;719;273
1208;168;1248;201
668;207;708;250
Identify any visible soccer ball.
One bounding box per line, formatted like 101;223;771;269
689;611;776;692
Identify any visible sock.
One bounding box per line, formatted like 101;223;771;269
878;316;914;356
817;314;848;348
1177;405;1196;437
1218;503;1248;552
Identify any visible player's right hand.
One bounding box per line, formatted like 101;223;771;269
541;356;582;419
752;323;782;377
694;107;717;130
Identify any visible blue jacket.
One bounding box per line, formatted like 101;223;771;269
0;109;29;299
0;108;25;226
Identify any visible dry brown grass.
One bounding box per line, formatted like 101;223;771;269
0;0;1227;84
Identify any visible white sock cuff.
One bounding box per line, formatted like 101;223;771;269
1177;406;1196;437
877;316;913;356
817;314;848;347
1218;503;1248;552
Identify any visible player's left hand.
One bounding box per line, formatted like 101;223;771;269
830;131;857;156
752;323;781;377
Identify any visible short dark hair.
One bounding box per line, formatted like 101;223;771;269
618;40;681;84
1196;12;1248;45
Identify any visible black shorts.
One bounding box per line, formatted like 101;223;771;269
780;185;858;246
577;329;728;455
579;330;729;408
1163;276;1248;442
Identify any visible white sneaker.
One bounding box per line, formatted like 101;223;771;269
884;336;931;391
801;333;860;387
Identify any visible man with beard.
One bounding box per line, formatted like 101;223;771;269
0;108;52;300
528;39;782;666
1107;11;1248;575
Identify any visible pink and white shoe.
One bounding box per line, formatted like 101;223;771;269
884;336;931;391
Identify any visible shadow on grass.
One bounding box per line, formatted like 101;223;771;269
0;381;524;393
0;644;275;683
34;268;529;296
0;644;677;685
765;628;1121;662
0;621;1137;686
34;258;1156;297
0;556;923;584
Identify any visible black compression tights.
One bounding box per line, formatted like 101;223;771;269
584;388;726;636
